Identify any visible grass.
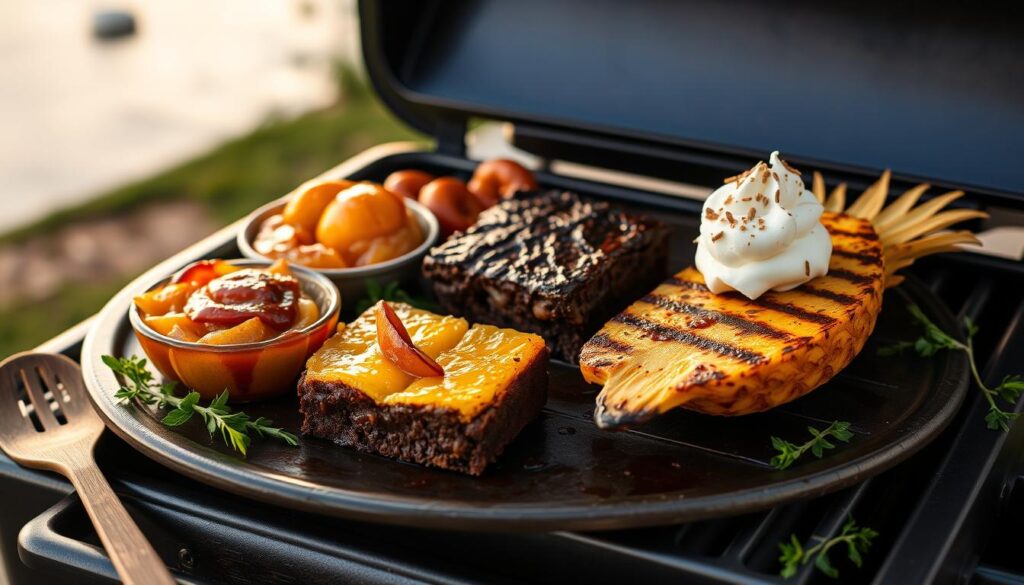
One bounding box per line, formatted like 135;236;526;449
0;66;426;357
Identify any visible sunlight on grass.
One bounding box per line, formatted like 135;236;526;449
0;67;426;357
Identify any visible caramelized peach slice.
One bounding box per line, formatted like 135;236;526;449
294;298;320;329
144;313;205;339
375;301;444;378
172;259;239;287
198;317;275;345
166;324;201;343
282;180;354;234
135;283;195;316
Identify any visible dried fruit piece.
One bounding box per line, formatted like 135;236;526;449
419;177;483;235
375;301;445;378
467;159;537;207
383;170;435;200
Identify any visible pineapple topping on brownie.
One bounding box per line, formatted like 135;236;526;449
303;303;467;400
299;302;548;475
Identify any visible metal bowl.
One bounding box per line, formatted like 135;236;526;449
237;197;439;305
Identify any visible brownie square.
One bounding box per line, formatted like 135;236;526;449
299;344;547;476
422;191;670;362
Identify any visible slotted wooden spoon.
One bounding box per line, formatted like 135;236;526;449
0;352;176;585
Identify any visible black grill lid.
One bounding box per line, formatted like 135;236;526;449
359;0;1023;198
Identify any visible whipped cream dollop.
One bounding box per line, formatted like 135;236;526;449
694;151;831;299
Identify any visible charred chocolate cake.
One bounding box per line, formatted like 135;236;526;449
422;191;670;362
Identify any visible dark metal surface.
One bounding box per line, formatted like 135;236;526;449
360;0;1024;202
0;144;1017;584
76;150;969;532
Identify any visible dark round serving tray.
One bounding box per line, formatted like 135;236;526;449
82;272;969;532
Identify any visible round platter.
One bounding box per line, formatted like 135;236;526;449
82;273;969;532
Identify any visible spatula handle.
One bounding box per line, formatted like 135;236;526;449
65;460;177;585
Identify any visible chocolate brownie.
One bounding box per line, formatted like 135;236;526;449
298;345;547;475
298;303;549;475
422;191;670;362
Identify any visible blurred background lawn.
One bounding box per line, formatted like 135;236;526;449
0;63;423;357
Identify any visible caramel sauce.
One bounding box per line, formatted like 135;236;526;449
185;269;299;329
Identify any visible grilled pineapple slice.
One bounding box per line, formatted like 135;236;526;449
581;172;985;429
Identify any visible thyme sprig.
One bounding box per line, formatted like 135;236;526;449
102;355;298;456
770;421;853;470
778;516;878;579
879;304;1023;431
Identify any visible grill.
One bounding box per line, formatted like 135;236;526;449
2;149;1022;585
3;0;1024;583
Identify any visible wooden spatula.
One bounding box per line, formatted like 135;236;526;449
0;352;176;585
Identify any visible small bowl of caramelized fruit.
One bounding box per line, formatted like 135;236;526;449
129;259;340;402
238;179;439;302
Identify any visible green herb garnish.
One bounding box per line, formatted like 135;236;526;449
770;421;853;470
879;304;1023;431
102;355;298;456
778;516;878;579
354;279;437;314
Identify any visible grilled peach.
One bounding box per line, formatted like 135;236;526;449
315;183;407;255
283;180;354;234
350;211;424;266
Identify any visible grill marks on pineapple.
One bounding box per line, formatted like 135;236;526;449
826;268;874;286
826;226;879;241
799;286;858;306
831;249;883;267
610;312;767;364
743;296;838;326
586;333;633;354
666;276;839;327
637;294;793;340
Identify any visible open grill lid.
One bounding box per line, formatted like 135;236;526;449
359;0;1023;202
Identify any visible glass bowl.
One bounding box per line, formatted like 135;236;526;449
128;259;340;402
